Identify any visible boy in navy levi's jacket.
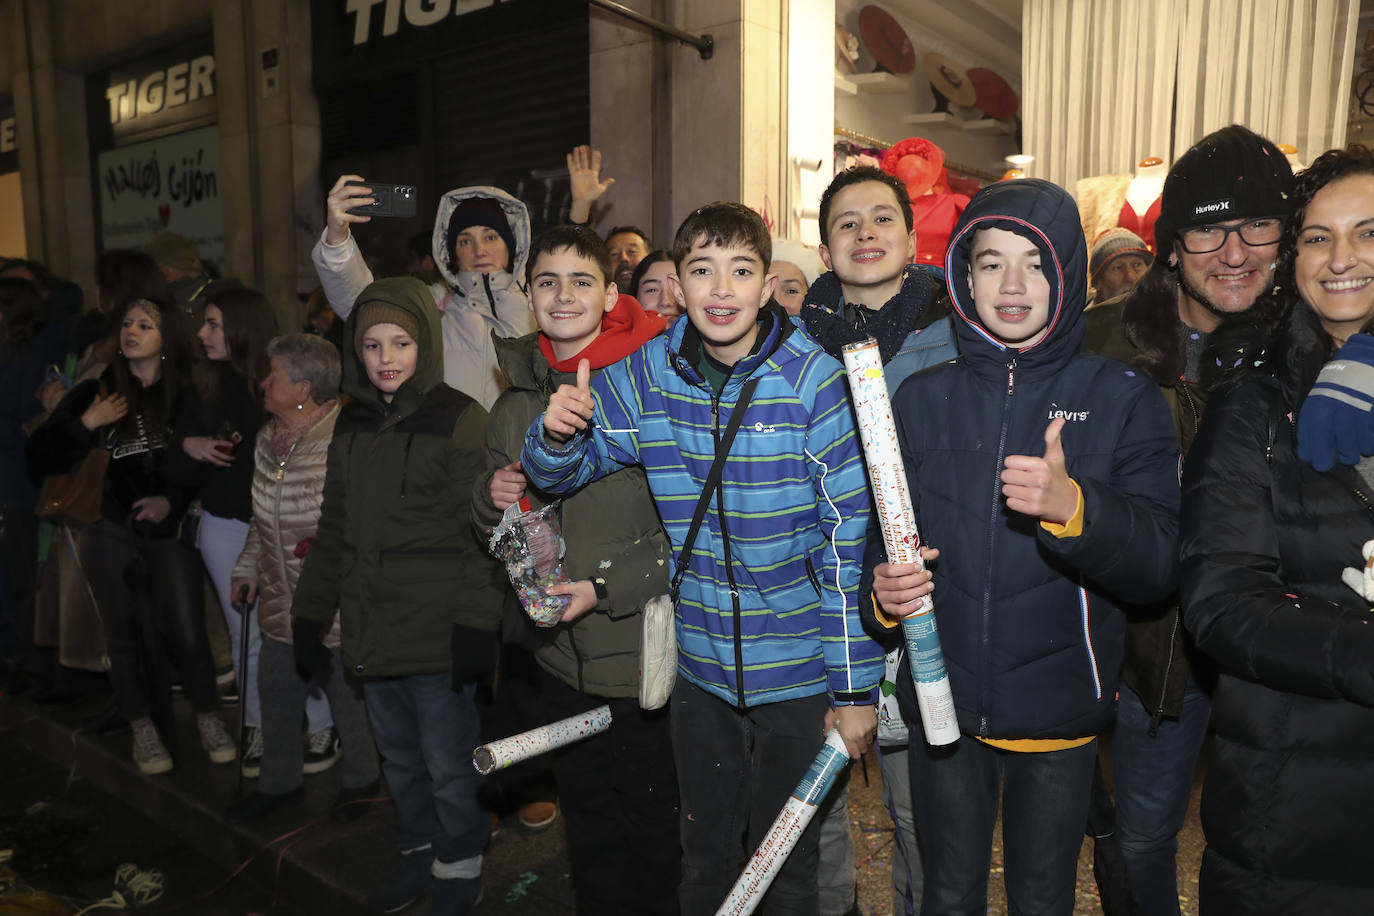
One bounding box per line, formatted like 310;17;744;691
868;180;1179;914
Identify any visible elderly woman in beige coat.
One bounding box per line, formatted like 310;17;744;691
227;333;379;822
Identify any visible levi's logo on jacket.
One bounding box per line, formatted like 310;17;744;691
1047;405;1091;422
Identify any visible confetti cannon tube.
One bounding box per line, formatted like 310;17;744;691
841;339;959;747
715;729;851;916
472;705;613;775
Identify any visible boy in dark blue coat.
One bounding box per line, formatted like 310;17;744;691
868;179;1180;914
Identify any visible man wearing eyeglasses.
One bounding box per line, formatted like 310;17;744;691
1084;124;1295;916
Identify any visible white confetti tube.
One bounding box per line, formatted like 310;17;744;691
841;339;959;747
472;705;613;775
715;729;851;916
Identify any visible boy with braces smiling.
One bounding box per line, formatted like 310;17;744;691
869;179;1180;913
521;202;883;913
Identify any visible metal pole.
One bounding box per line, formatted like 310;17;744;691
588;0;714;59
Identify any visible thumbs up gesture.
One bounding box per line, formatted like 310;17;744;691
543;359;595;444
1001;417;1077;524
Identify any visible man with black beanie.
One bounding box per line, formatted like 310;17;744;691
1084;124;1294;916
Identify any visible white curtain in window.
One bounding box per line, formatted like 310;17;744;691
1023;0;1359;192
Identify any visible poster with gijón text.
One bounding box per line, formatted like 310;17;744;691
98;124;223;267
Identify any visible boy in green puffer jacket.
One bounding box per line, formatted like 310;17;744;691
292;277;505;916
472;225;679;914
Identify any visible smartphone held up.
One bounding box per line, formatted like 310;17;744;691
345;180;418;219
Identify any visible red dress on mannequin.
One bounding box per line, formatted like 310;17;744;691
1118;196;1161;253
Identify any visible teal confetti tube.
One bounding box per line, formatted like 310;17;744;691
715;729;850;915
841;339;958;747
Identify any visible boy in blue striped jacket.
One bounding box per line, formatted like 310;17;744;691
521;201;882;914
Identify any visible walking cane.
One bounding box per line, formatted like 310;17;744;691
232;583;252;801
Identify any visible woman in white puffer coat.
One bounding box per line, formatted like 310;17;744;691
311;176;535;410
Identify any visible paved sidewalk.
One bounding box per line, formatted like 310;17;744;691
0;685;1205;914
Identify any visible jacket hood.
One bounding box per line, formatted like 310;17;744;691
341;277;444;413
431;186;532;290
945;179;1087;373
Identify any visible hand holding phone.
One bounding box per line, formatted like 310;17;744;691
325;174;375;245
345;180;417;219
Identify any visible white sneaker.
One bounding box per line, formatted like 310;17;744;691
302;726;339;775
197;713;237;764
131;717;173;775
240;726;265;778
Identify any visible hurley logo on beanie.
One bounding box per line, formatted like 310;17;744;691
1154;125;1294;256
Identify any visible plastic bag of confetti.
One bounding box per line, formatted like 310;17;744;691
489;498;572;627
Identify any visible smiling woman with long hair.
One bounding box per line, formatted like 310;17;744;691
1180;145;1374;912
28;297;236;775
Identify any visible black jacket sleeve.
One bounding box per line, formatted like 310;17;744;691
1180;382;1374;707
27;379;101;482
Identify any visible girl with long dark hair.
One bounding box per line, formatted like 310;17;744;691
29;297;235;774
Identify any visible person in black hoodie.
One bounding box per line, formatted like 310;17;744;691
28;297;236;775
867;180;1180;914
1179;144;1374;914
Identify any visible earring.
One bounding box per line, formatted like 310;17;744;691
296;403;304;411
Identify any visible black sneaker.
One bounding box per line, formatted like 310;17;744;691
302;726;339;774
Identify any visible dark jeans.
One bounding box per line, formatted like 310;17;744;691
1112;679;1211;916
82;519;217;720
257;638;379;795
911;736;1097;916
671;678;829;916
540;673;680;915
364;674;489;867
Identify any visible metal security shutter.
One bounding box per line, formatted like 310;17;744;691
319;70;424;160
432;15;588;234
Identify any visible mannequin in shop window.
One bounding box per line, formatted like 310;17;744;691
1075;156;1167;259
1120;157;1166;252
1278;142;1306;173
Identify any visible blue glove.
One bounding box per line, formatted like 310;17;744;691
1297;333;1374;471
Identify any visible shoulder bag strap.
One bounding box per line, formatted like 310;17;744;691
670;377;760;601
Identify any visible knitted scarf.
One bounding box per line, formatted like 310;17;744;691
799;266;935;363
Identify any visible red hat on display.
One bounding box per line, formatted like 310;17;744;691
967;67;1019;120
858;5;915;74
